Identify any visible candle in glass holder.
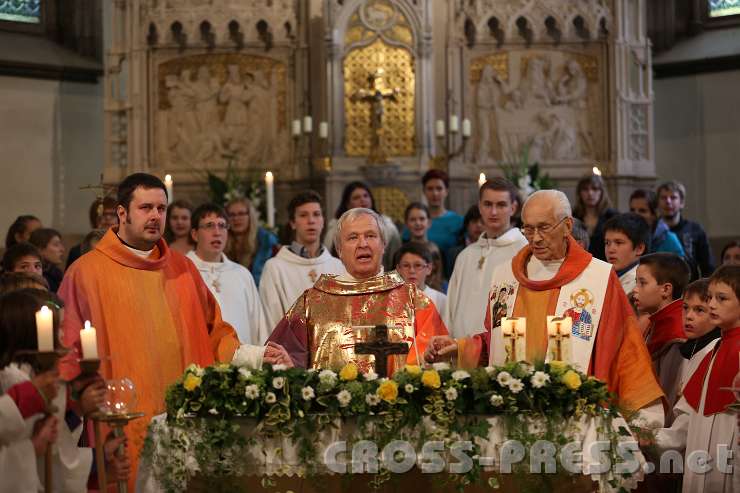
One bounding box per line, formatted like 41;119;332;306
35;306;54;352
501;317;526;362
80;320;98;360
265;171;275;228
547;316;572;362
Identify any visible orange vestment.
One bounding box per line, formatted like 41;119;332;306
58;228;239;485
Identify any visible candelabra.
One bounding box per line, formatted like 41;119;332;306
430;115;471;172
292;116;332;176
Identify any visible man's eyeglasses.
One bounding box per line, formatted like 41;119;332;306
521;217;567;237
198;222;230;231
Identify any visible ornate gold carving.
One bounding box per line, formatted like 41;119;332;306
371;186;409;226
470;53;509;83
344;39;415;158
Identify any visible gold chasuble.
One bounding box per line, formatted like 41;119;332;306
267;271;448;374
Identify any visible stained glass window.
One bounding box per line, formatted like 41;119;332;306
710;0;740;18
0;0;41;24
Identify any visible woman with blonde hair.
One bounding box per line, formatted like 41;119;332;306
224;197;278;286
572;174;617;260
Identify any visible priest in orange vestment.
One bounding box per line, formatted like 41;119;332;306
58;174;240;485
425;190;665;416
268;208;448;374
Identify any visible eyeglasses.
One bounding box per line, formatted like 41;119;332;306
521;217;567;238
228;211;249;218
198;222;230;231
398;262;428;271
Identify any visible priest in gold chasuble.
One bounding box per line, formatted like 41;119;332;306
267;208;448;373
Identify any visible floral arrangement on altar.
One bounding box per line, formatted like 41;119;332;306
142;360;639;493
498;144;555;199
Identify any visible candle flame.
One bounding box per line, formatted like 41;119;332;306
84;320;91;330
39;305;50;314
265;171;274;180
592;166;602;176
478;173;486;186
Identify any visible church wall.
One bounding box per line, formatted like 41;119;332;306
654;69;740;243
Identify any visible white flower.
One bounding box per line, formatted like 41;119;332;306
244;384;260;400
186;363;205;377
265;392;277;404
208;408;219;415
451;370;470;381
319;369;338;386
432;362;450;371
496;371;512;386
519;362;534;375
444;387;458;401
404;383;415;393
365;393;380;406
271;364;288;371
489;394;504;406
238;368;252;380
530;371;550;388
301;386;315;401
336;390;352;407
508;378;524;394
272;377;285;389
363;371;379;381
484;366;497;376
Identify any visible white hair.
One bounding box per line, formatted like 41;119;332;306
523;190;572;221
334;207;386;253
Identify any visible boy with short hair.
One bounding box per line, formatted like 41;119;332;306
653;265;740;493
678;279;721;391
633;253;690;414
603;213;651;295
395;242;447;317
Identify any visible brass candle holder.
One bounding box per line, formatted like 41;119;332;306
91;411;145;493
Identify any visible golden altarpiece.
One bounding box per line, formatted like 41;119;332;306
103;0;655;223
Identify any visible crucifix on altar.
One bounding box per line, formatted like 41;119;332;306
354;324;409;378
350;68;400;164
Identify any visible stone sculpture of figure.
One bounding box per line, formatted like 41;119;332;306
244;70;273;163
475;65;501;163
555;59;588;108
218;65;252;153
191;65;221;132
537;112;579;161
520;56;554;107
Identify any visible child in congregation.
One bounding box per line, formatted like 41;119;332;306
678;279;721;392
395;242;447;317
0;289;130;492
633;253;690;415
651;265;740;493
603;212;650;296
399;202;446;292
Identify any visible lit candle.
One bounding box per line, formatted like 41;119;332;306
478;172;486;188
435;119;445;137
35;305;54;352
164;174;173;205
462;118;471;138
501;317;526;362
292;119;301;137
319;121;328;139
265;171;275;228
80;320;98;360
547;316;572;336
449;115;459;133
303;116;313;134
592;166;602;176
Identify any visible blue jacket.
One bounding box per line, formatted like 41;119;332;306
651;220;685;257
251;227;279;286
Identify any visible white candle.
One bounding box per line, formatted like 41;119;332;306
292;119;301;137
462;118;472;138
478;173;486;188
164;174;173;205
449;115;459;133
592;166;602;176
303;116;313;134
501;317;527;336
80;320;98;360
547;316;573;336
319;121;328;139
265;171;275;228
35;306;54;352
435;119;445;137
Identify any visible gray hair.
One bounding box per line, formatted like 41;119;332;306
523;190;572;221
334;207;386;253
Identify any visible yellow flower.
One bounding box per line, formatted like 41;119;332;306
404;365;422;376
183;374;202;392
421;370;441;389
377;380;398;403
561;370;582;390
549;360;568;373
339;363;358;381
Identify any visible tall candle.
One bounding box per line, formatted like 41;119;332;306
478;173;486;188
292;119;301;137
265;171;275;228
35;305;54;352
303;116;313;134
462;118;471;138
164;174;173;205
80;320;98;360
449;115;459;133
435;119;445;137
318;121;329;139
547;316;572;336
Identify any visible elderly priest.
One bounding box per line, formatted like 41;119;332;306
267;208;448;374
425;190;665;419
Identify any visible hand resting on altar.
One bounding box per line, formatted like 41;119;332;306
423;335;458;363
264;342;294;368
231;342;294;369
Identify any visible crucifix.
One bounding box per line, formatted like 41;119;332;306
547;316;572;362
354;324;409;378
351;68;400;164
501;317;526;362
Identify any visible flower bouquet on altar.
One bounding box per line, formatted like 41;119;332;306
498;144;555;200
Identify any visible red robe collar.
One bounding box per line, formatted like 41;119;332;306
684;326;740;416
511;236;592;291
646;299;687;356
